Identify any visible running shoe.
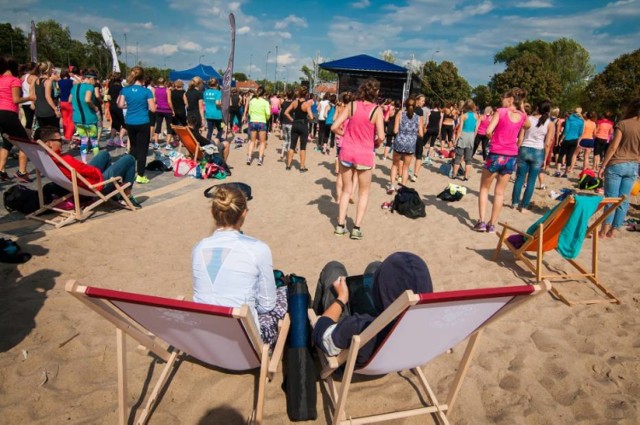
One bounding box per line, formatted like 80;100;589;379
107;140;115;147
14;171;33;183
486;224;496;233
0;171;11;181
92;146;99;156
422;157;432;165
473;221;487;232
386;183;395;194
246;157;252;165
334;225;349;236
409;174;417;182
300;167;308;173
350;228;363;240
128;195;142;209
553;171;561;177
135;175;150;184
258;157;264;166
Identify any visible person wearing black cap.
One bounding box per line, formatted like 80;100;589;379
312;252;433;366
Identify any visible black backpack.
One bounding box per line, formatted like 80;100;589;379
3;185;41;215
392;186;426;219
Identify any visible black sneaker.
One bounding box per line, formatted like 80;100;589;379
0;171;11;181
14;171;33;183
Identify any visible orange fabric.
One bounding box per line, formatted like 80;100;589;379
172;125;203;160
595;119;613;140
580;120;596;140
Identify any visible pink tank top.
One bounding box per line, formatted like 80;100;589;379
490;108;526;156
155;87;171;114
477;114;491;136
339;101;376;167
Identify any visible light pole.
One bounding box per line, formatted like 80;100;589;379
275;45;278;86
199;54;205;64
124;33;128;67
249;53;253;79
431;49;440;62
265;50;271;83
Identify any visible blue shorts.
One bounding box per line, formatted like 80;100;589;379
484;153;517;175
579;138;595;149
249;122;267;133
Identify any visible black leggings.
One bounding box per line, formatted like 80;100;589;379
0;110;29;151
290;120;308;151
558;139;578;168
414;135;425;160
37;115;59;128
126;123;151;177
441;124;454;142
155;112;172;135
21;105;35;130
318;120;327;146
473;134;490;160
424;130;439;148
229;108;242;129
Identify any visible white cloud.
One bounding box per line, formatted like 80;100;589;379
276;53;297;66
204;47;220;54
275;15;308;30
351;0;370;9
518;1;553;8
133;22;154;30
257;31;292;39
237;26;251;34
149;44;179;55
181;41;202;52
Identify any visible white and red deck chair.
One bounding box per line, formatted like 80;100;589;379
4;135;136;228
309;281;551;425
66;280;290;425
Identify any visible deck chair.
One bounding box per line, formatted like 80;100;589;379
4;135;136;228
66;280;290;425
309;282;550;425
494;194;624;306
171;125;203;161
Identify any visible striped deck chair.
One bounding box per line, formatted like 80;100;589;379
309;282;550;425
66;280;290;425
5;135;136;228
494;194;624;305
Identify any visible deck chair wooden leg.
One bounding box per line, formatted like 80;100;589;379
413;367;450;425
445;329;482;413
494;226;508;261
136;349;181;425
268;314;290;378
254;344;269;425
332;336;361;425
536;223;544;282
117;328;128;425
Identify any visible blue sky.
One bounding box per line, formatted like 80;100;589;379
4;0;640;86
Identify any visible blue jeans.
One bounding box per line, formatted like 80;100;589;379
603;161;638;228
89;151;136;193
512;146;544;208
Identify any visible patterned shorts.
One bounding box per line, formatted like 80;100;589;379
75;124;98;138
258;286;288;348
249;122;267;133
484;153;517;175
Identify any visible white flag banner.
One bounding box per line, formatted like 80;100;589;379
101;26;121;73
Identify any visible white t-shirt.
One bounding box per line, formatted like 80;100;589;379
192;229;276;330
318;100;330;121
522;115;550;150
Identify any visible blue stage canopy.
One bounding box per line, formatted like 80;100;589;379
169;64;223;82
320;54;408;74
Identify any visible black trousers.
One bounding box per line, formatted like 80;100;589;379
126;123;151;177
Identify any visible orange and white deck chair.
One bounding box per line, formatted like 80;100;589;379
5;135;136;228
309;282;550;425
66;280;290;425
494;194;624;306
171;125;203;161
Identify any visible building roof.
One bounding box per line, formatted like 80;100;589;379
236;81;260;90
314;82;337;94
319;54;408;74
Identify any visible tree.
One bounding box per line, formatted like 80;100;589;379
490;52;562;106
35;20;75;66
583;49;640;115
233;72;248;82
420;60;471;105
381;50;396;64
493;38;594;111
472;84;498;109
0;23;28;63
299;61;336;87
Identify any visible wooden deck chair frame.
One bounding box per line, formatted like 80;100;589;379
4;135;136;228
65;280;290;425
171;125;203;161
494;195;624;306
309;282;550;425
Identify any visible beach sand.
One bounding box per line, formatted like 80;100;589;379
0;133;638;424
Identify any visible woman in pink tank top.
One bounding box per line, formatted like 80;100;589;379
474;88;530;233
330;79;385;240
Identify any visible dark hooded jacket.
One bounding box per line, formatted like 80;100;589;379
312;252;433;367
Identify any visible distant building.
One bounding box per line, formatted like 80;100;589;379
236;81;260;92
314;82;337;97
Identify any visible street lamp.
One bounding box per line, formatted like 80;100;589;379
431;49;440;62
249;53;253;79
275;45;278;84
199;54;205;64
265;50;271;82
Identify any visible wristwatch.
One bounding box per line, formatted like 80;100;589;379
334;299;346;312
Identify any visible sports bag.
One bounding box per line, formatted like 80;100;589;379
392;186;426;219
173;158;198;177
3;185;41;214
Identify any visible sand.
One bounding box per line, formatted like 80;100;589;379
0;132;639;424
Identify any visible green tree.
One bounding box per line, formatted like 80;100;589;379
583;49;640;115
35;20;75;66
420;60;471;105
233;72;248;82
301;61;336;87
493;38;594;111
490;52;562;106
0;23;28;63
472;84;498;109
381;50;396;64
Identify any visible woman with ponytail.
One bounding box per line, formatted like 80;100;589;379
388;96;423;191
474;88;530;233
511;99;555;212
117;66;155;183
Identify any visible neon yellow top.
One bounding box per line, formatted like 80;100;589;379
248;97;271;123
